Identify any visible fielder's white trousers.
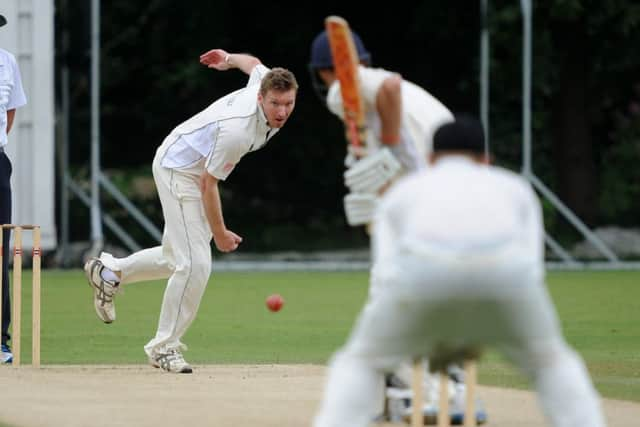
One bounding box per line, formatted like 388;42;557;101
99;137;213;356
313;241;606;427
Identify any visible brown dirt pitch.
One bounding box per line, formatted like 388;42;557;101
0;364;638;426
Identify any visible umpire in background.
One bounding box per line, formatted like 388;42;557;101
0;13;28;364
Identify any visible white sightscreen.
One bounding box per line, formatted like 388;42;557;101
0;1;56;250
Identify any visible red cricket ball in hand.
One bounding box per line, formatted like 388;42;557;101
266;294;284;312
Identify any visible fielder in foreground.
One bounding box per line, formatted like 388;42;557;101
312;115;606;427
83;49;298;373
309;23;483;423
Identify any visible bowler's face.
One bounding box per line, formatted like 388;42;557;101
258;89;296;128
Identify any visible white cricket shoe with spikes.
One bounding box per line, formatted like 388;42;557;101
148;347;193;374
84;257;120;323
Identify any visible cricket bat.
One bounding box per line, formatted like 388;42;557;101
325;16;367;157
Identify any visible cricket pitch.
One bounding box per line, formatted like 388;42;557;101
0;364;637;426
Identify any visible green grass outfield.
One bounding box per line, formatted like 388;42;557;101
8;269;640;402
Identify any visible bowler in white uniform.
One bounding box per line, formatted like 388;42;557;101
84;49;298;373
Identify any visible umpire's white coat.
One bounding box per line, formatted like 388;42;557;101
314;157;606;427
98;64;277;356
0;48;27;148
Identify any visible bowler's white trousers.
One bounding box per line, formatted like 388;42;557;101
313;240;606;427
99;136;213;356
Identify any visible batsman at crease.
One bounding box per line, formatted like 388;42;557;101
308;20;485;425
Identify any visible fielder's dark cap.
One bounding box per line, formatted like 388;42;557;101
0;15;7;28
433;114;485;154
309;29;371;69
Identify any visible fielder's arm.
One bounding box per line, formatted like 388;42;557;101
199;49;262;75
200;172;243;252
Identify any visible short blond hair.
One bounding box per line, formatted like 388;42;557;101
260;67;298;95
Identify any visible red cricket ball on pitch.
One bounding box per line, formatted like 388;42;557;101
266;294;284;312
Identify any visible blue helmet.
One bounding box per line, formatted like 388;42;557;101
308;29;371;103
309;29;371;69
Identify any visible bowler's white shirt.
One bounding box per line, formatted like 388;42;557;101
326;66;453;164
0;48;27;148
160;64;278;180
373;156;544;266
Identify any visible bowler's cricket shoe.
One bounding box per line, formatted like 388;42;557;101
84;257;120;323
148;348;193;374
1;343;13;364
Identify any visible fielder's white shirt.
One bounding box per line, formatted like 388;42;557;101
373;156;545;267
326;66;453;165
0;48;27;148
160;64;278;180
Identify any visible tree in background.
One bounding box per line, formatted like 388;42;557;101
54;0;640;251
482;1;640;244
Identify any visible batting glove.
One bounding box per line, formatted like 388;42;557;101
344;147;402;194
344;145;370;168
344;152;357;168
344;193;378;226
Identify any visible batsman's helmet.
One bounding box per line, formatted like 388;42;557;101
308;29;371;103
308;29;371;69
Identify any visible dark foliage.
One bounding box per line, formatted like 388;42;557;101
54;0;640;250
